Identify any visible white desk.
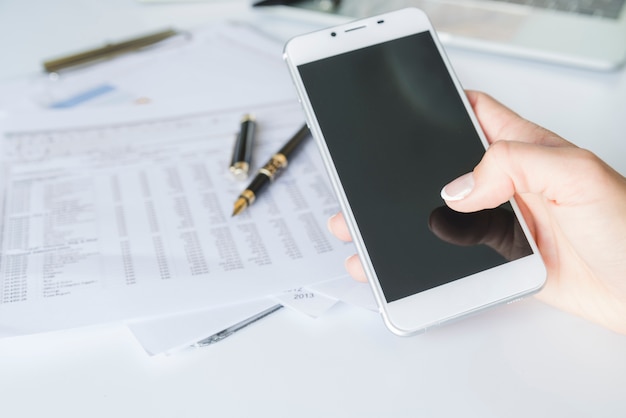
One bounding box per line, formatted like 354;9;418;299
1;1;625;417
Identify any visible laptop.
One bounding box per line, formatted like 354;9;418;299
258;0;626;71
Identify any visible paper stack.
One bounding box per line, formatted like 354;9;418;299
0;21;376;355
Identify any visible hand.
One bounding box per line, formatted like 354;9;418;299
328;91;626;334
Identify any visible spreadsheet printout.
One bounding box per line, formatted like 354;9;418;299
0;99;354;337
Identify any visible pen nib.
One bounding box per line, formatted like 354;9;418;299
232;197;248;217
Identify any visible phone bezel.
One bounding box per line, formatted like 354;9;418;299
284;7;546;336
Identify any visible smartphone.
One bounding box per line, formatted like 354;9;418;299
283;8;546;336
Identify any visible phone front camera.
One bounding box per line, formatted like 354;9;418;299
330;32;337;37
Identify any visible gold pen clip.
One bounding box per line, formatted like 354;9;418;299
42;28;187;74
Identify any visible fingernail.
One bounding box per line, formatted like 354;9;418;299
327;213;338;232
441;172;475;201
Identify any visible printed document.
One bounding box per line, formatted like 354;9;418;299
0;99;354;337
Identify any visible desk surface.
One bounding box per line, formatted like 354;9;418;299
1;1;626;417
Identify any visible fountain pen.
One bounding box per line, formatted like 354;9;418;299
231;124;310;216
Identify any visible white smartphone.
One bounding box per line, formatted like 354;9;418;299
283;7;546;336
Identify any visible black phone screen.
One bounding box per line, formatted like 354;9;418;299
298;31;533;303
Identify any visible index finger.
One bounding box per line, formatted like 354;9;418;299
466;91;573;148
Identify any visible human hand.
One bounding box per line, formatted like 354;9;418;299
328;91;626;334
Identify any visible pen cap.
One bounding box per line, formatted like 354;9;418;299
230;114;256;180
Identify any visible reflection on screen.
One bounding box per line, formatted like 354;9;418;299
298;31;532;302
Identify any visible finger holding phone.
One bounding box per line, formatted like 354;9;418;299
329;90;626;335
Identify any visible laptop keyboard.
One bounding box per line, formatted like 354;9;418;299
496;0;625;19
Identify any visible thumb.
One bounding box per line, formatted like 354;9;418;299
441;140;598;212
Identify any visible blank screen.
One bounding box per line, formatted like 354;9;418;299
298;31;532;302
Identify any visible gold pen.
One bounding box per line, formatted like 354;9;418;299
232;124;310;216
43;28;183;73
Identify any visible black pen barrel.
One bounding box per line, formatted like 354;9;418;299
247;173;271;195
278;124;310;158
